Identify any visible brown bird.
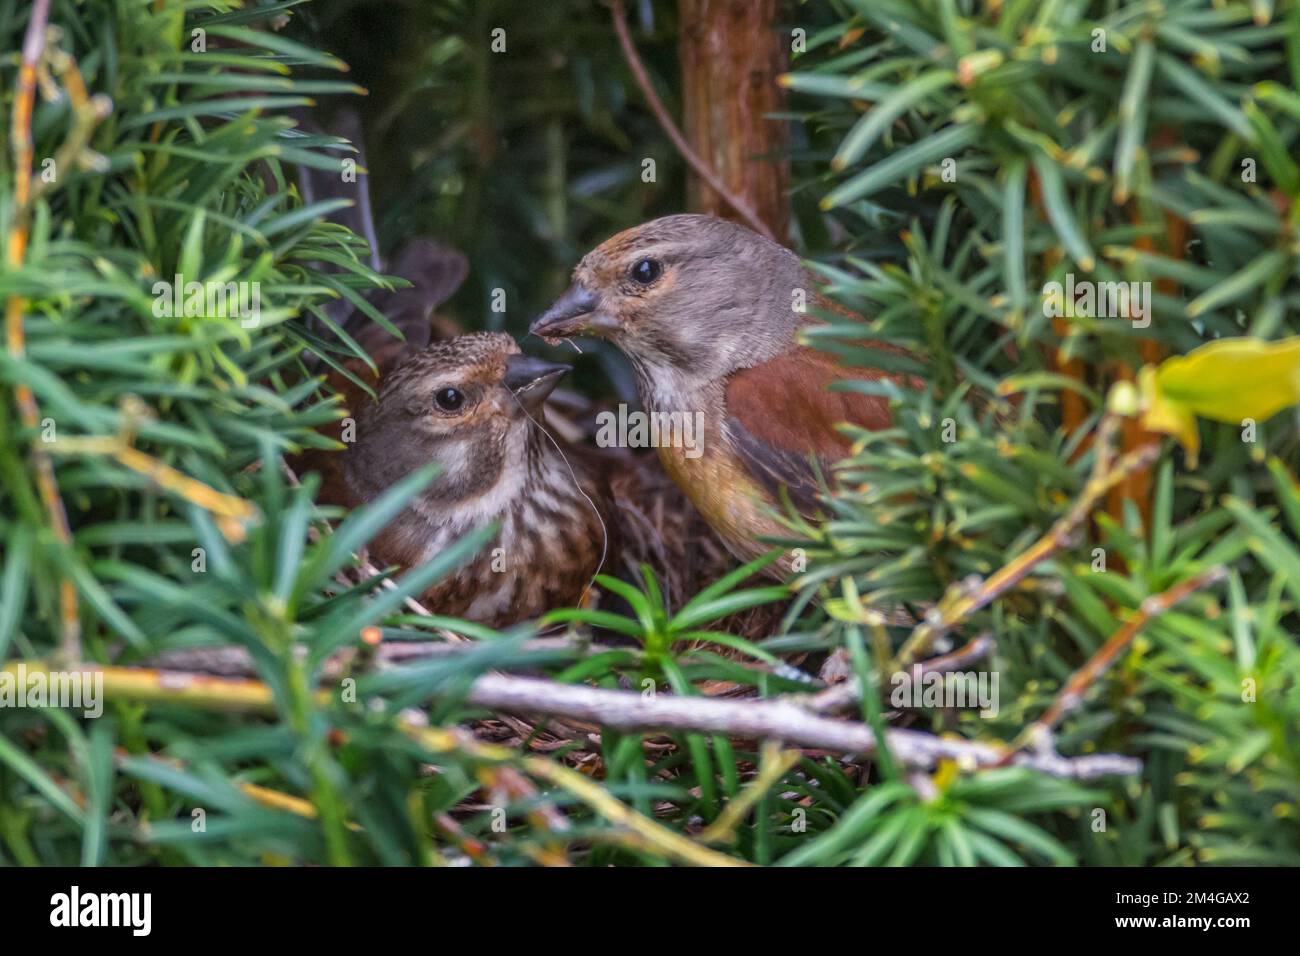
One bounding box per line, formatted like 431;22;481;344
530;214;908;576
288;110;614;625
330;332;615;627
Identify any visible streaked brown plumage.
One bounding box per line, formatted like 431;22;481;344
531;213;911;576
288;111;614;626
322;332;615;627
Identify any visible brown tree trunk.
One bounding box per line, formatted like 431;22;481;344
678;0;789;245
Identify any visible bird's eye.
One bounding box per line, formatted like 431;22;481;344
434;387;464;412
630;258;662;285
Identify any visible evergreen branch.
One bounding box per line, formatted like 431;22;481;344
116;743;333;826
53;399;257;543
895;417;1163;667
2;660;751;865
7;0;78;661
1006;564;1228;757
126;744;577;867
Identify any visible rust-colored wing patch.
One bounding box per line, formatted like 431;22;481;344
723;346;899;516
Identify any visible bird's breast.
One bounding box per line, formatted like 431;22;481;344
654;439;781;563
413;467;607;626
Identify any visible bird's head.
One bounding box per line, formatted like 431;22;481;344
346;332;569;506
531;214;805;386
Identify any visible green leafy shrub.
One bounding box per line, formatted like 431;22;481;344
1;0;1297;867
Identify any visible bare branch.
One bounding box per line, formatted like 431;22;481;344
1006;565;1227;757
143;636;613;678
458;672;1139;779
8;659;1140;779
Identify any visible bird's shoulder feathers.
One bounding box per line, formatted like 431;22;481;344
722;344;900;515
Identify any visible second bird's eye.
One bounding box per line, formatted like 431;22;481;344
630;258;662;285
434;387;464;411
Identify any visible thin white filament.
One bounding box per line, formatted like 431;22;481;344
507;391;609;609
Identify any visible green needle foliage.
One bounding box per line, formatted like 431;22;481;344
1;0;1298;868
780;0;1300;864
544;553;791;674
0;0;661;867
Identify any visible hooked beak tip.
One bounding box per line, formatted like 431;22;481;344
530;281;601;339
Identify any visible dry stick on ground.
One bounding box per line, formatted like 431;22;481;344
4;661;1139;780
895;416;1160;668
606;0;777;241
1004;564;1228;760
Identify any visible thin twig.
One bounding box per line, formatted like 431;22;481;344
895;422;1162;667
606;0;777;241
142;637;616;678
9;660;1139;779
53;401;257;544
1006;565;1227;757
803;633;995;714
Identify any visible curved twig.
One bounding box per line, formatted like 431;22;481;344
606;0;777;241
803;633;995;714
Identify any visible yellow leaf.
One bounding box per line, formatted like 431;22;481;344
1139;365;1201;461
1155;336;1300;423
1138;337;1300;464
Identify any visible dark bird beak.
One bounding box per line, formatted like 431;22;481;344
530;282;602;340
503;353;570;412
